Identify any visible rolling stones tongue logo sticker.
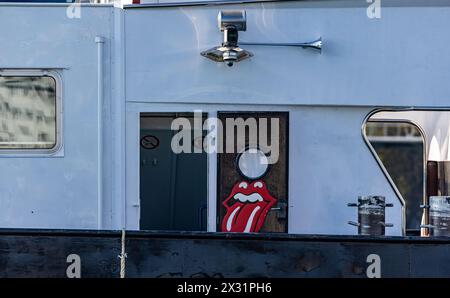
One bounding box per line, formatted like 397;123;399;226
222;180;277;233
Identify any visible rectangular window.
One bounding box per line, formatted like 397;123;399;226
0;76;57;150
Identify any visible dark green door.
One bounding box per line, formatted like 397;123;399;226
140;120;207;231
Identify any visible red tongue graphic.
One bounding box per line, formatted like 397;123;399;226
221;181;277;233
223;200;269;233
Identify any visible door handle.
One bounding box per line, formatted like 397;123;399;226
198;204;207;231
270;201;287;220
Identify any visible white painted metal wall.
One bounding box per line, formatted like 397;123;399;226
0;1;449;235
0;5;115;229
125;104;403;235
124;1;450;106
123;0;450;235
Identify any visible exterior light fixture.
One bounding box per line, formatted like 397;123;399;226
201;10;323;66
201;10;253;67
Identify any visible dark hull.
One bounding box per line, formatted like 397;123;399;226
0;229;449;278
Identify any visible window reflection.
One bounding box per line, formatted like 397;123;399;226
0;76;56;149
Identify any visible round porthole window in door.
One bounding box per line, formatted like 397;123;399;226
236;147;270;180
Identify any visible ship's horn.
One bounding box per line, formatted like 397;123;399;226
297;37;322;52
240;37;322;53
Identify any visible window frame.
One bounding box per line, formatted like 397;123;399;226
362;108;428;236
0;69;62;156
365;118;426;235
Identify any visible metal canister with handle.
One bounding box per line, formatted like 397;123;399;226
348;195;393;236
421;196;450;237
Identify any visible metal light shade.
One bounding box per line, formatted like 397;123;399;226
201;46;253;66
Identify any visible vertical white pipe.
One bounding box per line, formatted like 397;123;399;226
207;111;218;232
96;36;105;230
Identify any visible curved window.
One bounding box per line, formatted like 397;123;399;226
365;118;424;235
364;109;450;236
